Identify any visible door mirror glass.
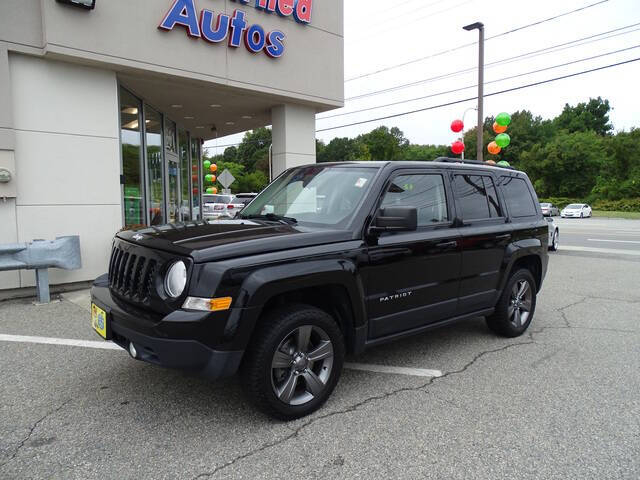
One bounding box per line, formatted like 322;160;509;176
373;207;418;232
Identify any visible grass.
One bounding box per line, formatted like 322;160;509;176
591;210;640;219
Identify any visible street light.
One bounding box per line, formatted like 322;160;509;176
463;21;484;162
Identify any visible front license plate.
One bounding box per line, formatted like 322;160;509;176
91;303;108;339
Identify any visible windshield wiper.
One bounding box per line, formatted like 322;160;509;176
242;213;298;225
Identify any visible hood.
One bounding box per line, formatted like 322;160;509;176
117;220;353;262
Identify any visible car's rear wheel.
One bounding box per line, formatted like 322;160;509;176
487;269;537;337
241;304;345;420
549;230;559;251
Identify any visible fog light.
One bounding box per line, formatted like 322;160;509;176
128;342;138;359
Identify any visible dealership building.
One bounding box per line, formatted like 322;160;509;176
0;0;344;292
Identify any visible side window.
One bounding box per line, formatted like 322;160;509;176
499;176;537;217
483;176;502;217
380;174;448;226
453;174;495;221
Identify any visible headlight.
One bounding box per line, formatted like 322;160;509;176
164;261;187;298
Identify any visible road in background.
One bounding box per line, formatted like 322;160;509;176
1;221;639;479
555;217;640;254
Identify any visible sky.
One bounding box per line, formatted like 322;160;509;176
205;0;640;155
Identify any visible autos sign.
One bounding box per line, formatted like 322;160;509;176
159;0;313;58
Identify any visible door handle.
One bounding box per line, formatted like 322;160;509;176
496;234;511;241
436;241;458;249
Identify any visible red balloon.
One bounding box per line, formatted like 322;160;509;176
192;174;198;182
451;140;465;155
192;188;199;195
451;119;464;133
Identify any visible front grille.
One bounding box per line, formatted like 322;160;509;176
108;244;157;304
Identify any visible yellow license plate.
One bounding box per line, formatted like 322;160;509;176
91;303;108;339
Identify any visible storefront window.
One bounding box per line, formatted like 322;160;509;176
144;105;165;225
191;138;201;220
165;119;179;223
119;88;144;228
179;129;191;222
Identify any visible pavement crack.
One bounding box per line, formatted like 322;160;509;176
191;341;533;479
0;399;71;468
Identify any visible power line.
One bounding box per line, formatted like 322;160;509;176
320;44;640;121
345;23;640;101
316;56;640;133
344;0;610;82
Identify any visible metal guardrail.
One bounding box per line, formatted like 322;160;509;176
0;236;82;303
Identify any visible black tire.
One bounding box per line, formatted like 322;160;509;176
486;269;537;337
241;304;345;420
549;230;559;251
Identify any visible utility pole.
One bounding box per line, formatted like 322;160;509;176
463;22;484;162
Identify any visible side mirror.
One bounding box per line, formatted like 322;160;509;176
371;206;417;232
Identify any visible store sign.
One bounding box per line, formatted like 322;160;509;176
158;0;313;58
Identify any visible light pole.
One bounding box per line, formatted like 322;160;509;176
463;21;484;162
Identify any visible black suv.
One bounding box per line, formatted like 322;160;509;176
91;159;548;419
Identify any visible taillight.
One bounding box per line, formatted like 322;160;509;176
227;204;234;209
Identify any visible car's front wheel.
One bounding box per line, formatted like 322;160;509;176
486;269;537;337
241;304;345;420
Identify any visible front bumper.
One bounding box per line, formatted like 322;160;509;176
91;283;245;380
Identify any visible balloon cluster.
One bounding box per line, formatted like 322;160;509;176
487;112;511;166
450;119;465;155
203;160;218;194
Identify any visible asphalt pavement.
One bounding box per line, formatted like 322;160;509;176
1;217;639;479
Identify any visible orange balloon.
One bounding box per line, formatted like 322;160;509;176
493;122;507;134
485;160;497;165
487;141;501;155
210;164;218;173
210;175;216;183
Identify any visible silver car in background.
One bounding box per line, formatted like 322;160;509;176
540;202;560;216
202;194;244;220
547;217;559;251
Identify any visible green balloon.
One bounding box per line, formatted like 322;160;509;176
205;174;213;183
495;133;511;148
497;160;511;167
203;160;211;171
496;112;511;127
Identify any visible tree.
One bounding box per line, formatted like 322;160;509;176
236;127;272;173
520;130;610;198
358;126;409;160
403;144;448;161
554;97;613;136
317;137;370;162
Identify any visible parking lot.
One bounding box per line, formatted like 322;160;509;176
1;217;639;480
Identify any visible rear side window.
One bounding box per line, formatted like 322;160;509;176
453;174;502;220
499;176;537;217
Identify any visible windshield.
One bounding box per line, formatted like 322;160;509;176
239;165;378;227
540;203;550;207
203;195;232;204
566;204;583;209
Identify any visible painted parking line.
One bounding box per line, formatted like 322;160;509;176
0;334;443;378
561;245;640;256
345;362;442;378
0;334;121;350
587;238;640;244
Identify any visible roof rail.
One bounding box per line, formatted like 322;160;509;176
433;157;516;170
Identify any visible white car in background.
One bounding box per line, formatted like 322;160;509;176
561;203;592;218
202;194;244;220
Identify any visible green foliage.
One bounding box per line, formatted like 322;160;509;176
554;97;613;136
591;198;640;212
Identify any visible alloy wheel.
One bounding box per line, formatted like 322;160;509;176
508;280;533;328
271;325;334;406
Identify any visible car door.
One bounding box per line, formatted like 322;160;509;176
452;172;511;315
362;170;462;339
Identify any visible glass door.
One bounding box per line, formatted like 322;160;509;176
144;105;165;225
178;128;191;222
165;119;180;223
191;138;201;220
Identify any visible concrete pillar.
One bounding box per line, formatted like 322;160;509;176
271;103;316;178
